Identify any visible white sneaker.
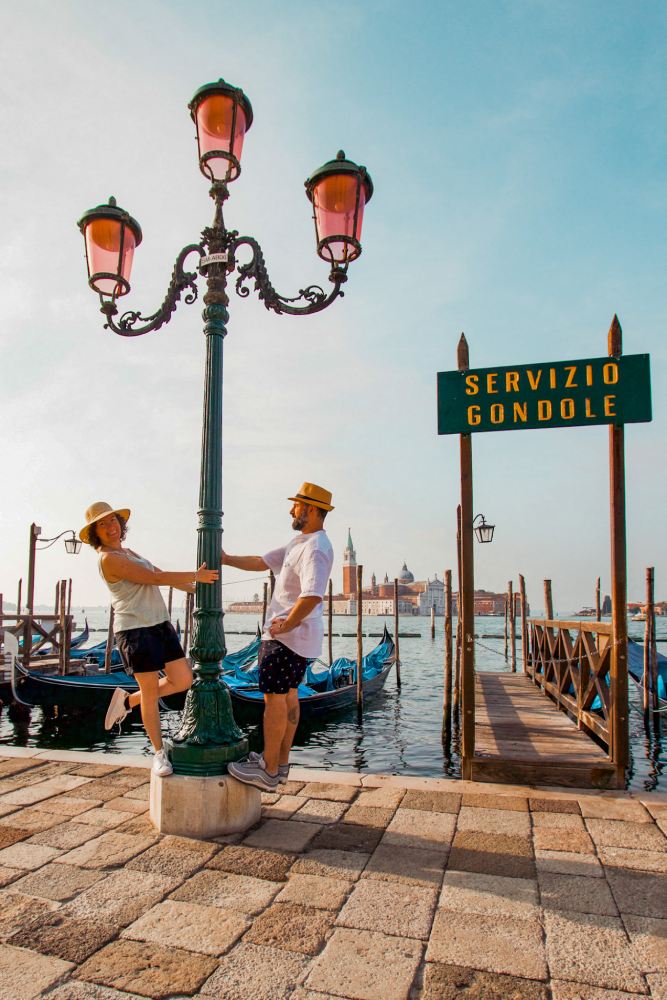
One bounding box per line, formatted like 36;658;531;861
152;748;173;777
105;688;130;731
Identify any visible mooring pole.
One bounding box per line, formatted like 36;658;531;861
509;580;516;673
443;568;453;736
458;334;475;777
16;578;22;616
104;607;115;673
595;577;601;622
454;505;462;716
394;577;401;688
328;578;333;666
262;581;268;629
643;567;653;721
519;574;528;675
356;565;363;716
67;579;73;618
608;315;629;784
431;603;436;640
504;591;509;662
269;570;275;598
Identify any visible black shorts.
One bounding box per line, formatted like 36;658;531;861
258;640;309;694
116;621;185;675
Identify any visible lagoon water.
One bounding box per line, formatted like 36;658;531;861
2;609;664;792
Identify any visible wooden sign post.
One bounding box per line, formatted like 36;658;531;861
437;317;651;782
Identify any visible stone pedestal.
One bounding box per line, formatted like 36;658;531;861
150;772;261;839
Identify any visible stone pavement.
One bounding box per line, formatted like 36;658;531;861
0;749;664;999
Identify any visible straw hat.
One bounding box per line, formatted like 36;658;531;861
287;482;334;512
79;501;131;544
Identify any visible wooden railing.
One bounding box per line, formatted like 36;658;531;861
0;613;72;673
527;618;613;750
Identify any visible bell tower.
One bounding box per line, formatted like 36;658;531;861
343;528;357;595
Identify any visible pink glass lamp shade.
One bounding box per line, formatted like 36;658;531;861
189;79;253;183
77;197;142;298
305;151;373;265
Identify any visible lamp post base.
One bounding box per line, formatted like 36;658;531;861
171;674;249;776
150;771;260;838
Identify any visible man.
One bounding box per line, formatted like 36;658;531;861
225;482;334;791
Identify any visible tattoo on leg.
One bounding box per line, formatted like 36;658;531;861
288;708;298;724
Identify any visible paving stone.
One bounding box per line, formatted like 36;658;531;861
245;901;336;954
118;779;150;799
343;804;394;829
0;807;62;833
287;989;338;1000
544;909;646;992
580;798;652;822
207;844;296;881
9;908;118;963
533;827;595;853
0;867;21;888
0;774;90;805
439;870;540;925
462;793;528;812
262;794;308;819
529;796;582;814
0;759;44;779
647;973;667;999
363;842;445;887
422;961;550;999
0;805;20;819
538;871;618;915
170;869;281;914
199;941;310;999
277;873;353;910
426;909;547;980
599;846;667;873
29;820;104;850
338;878;437;939
243;818;321;852
261;791;280;805
354;786;405;810
104;796;148;814
606;868;667;918
383;807;456;851
75;807;130;829
0;763;69;790
71;776;146;802
0;890;58;940
531;811;586;830
66;869;177;928
586;818;666;852
281;780;306;795
113;813;157;837
456;806;531;838
448;830;535;879
535;848;604;878
0;827;30;849
401;789;461;814
74;939;217;998
40;796;102;817
11;862;103;901
551;982;647;999
0;943;74;998
305;926;422;999
126;834;217;879
293;848;369;881
122;899;247;955
54;831;155;869
40;984;145;999
293;799;349;825
623;914;667;973
300;782;359;802
311;822;383;855
67;763;123;778
0;841;61;870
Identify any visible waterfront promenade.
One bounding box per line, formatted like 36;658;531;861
0;750;664;999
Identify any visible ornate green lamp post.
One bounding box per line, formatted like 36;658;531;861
77;78;373;777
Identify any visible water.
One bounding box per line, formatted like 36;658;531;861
2;610;664;792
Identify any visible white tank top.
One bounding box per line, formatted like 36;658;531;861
98;550;169;633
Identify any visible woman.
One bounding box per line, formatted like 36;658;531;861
79;501;218;776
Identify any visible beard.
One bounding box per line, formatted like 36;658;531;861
291;513;306;531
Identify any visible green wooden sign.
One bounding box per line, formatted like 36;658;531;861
437;354;651;435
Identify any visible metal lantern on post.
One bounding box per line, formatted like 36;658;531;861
473;514;495;544
77;198;143;298
77;78;373;781
305;150;373;267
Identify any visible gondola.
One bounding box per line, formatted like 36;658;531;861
628;638;667;707
36;619;90;655
223;625;395;723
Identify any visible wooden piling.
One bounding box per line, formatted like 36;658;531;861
167;587;173;621
269;570;275;597
454;505;462;715
54;580;60;617
595;577;601;622
328;578;333;665
509;580;516;673
443;569;453;732
104;607;115;673
356;565;363;715
543;579;554;622
262;581;268;629
67;579;72;618
519;574;528;674
504;592;509;662
394;578;401;688
458;334;476;776
643;567;653;719
431;603;436;640
59;580;68;675
16;579;22;616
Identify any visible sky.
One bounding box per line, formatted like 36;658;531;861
0;0;665;614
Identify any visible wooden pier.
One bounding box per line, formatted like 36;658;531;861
469;671;618;789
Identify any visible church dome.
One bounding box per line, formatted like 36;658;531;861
398;561;414;583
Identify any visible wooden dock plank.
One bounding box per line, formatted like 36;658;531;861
468;672;621;789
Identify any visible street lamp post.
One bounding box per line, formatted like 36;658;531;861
26;523;81;617
472;514;495;544
78;78;373;778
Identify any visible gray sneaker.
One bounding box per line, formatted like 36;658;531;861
228;758;280;791
248;751;290;784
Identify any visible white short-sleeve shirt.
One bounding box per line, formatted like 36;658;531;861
262;530;334;659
